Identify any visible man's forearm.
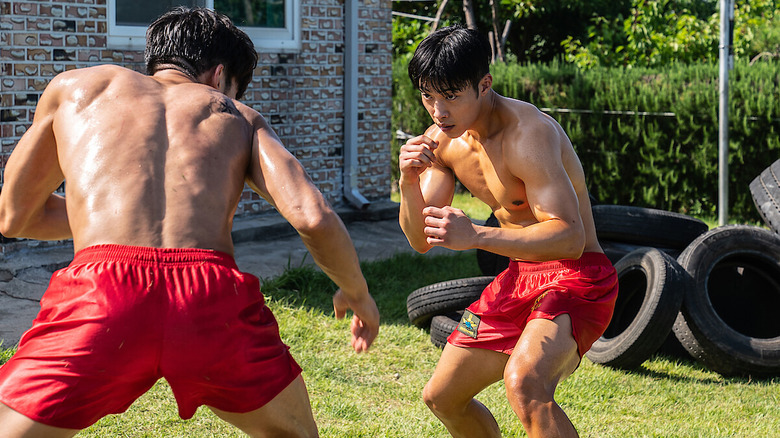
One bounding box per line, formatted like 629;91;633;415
297;211;369;298
475;218;586;262
398;180;433;253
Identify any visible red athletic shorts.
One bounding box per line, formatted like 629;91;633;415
448;252;618;357
0;244;302;430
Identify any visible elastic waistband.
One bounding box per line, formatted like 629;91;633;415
71;244;238;269
509;252;611;273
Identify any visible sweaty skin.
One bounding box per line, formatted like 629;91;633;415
0;64;378;353
400;73;606;438
399;74;602;262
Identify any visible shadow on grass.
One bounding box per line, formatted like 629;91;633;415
615;352;779;385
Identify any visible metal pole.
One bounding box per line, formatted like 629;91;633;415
718;0;734;226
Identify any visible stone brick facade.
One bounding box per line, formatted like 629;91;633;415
0;0;393;253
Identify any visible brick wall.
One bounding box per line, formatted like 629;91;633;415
0;0;393;253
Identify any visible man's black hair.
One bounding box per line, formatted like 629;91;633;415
408;24;491;95
145;7;258;99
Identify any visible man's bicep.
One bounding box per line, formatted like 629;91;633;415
245;116;286;198
0;97;66;235
509;126;579;223
4;117;63;198
527;170;579;224
246;127;327;218
419;164;456;207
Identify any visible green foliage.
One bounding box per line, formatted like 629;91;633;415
392;15;429;57
391;54;431;184
0;342;16;365
391;1;460;58
391;0;634;63
392;57;780;223
501;0;632;62
563;0;779;68
391;0;779;66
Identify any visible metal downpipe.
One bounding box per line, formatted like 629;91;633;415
343;0;370;210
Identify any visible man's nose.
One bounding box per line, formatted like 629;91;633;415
433;102;448;119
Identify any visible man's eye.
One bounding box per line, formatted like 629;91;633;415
445;94;457;100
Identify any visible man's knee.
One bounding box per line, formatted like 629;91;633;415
421;380;441;412
422;379;462;418
503;366;554;421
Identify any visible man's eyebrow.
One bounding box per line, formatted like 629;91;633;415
420;84;461;95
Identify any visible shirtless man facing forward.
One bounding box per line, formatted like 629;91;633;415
0;7;378;437
398;25;617;437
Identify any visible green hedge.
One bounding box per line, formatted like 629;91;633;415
393;57;780;223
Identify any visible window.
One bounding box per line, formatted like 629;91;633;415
107;0;300;51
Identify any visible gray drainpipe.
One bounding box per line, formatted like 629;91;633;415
343;0;370;210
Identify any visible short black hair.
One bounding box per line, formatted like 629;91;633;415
408;25;491;95
145;7;258;99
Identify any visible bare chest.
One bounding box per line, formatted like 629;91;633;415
442;147;534;225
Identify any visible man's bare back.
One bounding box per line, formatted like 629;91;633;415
45;65;254;253
2;65;263;254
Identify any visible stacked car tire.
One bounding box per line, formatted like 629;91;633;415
407;276;492;348
408;159;780;377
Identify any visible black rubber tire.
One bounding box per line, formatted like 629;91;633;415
593;205;708;250
476;213;510;276
407;276;493;328
673;225;780;376
749;159;780;234
599;240;681;266
586;247;687;369
430;311;462;349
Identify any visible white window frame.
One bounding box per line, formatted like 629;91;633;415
107;0;301;52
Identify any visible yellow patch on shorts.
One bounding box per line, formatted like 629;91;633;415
457;310;481;339
531;290;550;311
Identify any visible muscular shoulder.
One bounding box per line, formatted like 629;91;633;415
49;64;140;91
230;97;262;123
47;65;150;109
421;124;459;163
501;99;567;162
227;98;269;133
30;66;130;119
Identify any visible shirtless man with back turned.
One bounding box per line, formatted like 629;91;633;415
398;25;618;437
0;7;378;437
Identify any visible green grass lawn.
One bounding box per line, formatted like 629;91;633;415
2;250;778;437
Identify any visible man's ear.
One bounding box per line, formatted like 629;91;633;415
202;64;225;89
479;73;493;95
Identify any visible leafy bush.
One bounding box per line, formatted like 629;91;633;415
563;0;779;68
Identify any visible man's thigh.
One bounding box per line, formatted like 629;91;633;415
508;314;581;384
427;343;509;403
209;375;318;438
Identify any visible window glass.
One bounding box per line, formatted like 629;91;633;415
215;0;285;28
117;0;206;26
108;0;299;50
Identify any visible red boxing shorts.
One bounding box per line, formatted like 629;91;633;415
448;252;618;357
0;245;302;430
